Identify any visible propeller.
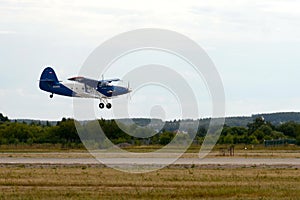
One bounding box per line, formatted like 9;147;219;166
127;81;132;100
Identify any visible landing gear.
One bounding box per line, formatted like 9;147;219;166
99;103;105;109
106;103;112;109
99;99;112;109
50;93;53;98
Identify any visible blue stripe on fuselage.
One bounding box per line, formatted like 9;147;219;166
97;85;114;97
40;82;75;97
97;85;129;97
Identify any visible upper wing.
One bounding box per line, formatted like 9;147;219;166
102;78;120;83
68;77;98;88
68;76;120;88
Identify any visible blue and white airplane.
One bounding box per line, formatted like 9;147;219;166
39;67;131;109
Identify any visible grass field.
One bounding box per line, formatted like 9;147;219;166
0;144;299;199
0;166;299;199
1;144;300;159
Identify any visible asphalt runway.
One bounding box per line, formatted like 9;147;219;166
1;156;300;168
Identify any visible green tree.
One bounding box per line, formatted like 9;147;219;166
159;131;175;145
223;133;234;144
270;131;286;139
253;130;264;142
197;126;207;137
56;118;80;144
0;113;9;122
247;117;266;134
249;135;259;144
296;134;300;145
277;121;297;138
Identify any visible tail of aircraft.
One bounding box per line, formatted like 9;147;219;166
39;67;74;97
39;67;59;83
39;67;59;91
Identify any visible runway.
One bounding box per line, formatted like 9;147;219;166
1;155;300;168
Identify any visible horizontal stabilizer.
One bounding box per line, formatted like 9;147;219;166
39;79;56;82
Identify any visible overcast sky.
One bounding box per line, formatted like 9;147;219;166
1;0;300;120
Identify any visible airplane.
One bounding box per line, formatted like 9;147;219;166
39;67;131;109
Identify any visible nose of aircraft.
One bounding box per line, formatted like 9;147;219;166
124;86;132;94
113;86;131;96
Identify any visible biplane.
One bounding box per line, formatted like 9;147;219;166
39;67;131;109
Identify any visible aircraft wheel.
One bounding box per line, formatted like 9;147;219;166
99;103;105;109
50;94;53;98
106;103;112;109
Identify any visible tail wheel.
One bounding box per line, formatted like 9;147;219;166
99;103;105;109
106;103;112;109
50;94;53;98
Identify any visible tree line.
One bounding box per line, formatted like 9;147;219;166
0;113;299;148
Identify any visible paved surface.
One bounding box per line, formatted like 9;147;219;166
1;156;300;167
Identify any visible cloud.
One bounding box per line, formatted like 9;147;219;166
0;87;74;120
1;0;300;119
1;0;300;43
0;30;16;34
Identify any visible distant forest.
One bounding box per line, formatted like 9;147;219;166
0;112;300;148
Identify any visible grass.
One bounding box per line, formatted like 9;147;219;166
0;166;299;199
1;144;300;159
1;143;299;151
0;144;87;153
